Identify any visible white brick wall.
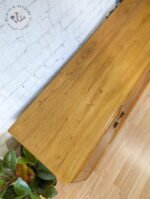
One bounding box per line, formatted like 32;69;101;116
0;0;118;133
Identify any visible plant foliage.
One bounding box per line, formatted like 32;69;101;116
0;147;57;199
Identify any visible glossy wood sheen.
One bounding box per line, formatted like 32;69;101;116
9;0;150;183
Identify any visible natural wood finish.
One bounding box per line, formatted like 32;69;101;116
75;66;150;182
1;83;150;199
9;0;150;183
56;83;150;198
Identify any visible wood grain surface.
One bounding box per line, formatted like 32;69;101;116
55;82;150;199
9;0;150;183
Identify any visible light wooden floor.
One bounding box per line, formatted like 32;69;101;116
56;82;150;199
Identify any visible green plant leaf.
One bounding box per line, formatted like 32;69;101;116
0;188;6;198
31;193;41;199
1;148;58;199
37;162;57;183
17;157;32;165
20;146;25;157
3;186;17;199
37;162;50;173
43;186;58;198
14;195;26;199
22;147;37;165
0;159;3;173
3;150;17;171
14;178;31;196
37;178;56;191
37;171;56;181
0;177;5;188
3;168;15;180
0;160;6;181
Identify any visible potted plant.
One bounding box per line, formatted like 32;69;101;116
0;146;58;199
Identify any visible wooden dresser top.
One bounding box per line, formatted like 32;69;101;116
9;0;150;183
